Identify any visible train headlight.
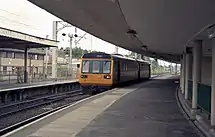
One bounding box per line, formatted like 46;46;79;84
80;75;88;78
104;75;111;79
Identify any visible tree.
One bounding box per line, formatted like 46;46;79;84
72;47;83;58
63;47;90;58
151;58;159;73
125;52;135;58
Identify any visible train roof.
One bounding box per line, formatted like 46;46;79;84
82;52;134;60
82;52;150;64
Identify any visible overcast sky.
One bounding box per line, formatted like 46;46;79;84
0;0;130;55
0;0;173;66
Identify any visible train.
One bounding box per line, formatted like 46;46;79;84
79;52;151;94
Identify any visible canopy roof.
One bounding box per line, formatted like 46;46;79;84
0;27;58;49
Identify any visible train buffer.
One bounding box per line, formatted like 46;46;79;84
3;76;202;137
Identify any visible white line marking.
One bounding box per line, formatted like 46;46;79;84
103;99;117;110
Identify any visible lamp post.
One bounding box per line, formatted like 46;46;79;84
45;35;49;78
52;21;73;79
62;33;78;75
62;31;87;75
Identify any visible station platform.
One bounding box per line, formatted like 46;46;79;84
0;79;78;92
3;76;202;137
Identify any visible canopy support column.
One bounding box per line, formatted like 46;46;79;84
24;47;28;83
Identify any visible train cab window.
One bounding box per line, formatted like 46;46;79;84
103;61;111;74
82;60;90;73
92;61;101;73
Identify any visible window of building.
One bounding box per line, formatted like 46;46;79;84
11;52;15;58
29;54;33;59
7;52;13;58
3;66;7;74
35;67;38;74
15;52;23;59
35;54;38;60
2;51;7;58
12;66;15;75
38;55;44;60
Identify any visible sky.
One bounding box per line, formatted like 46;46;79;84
0;0;172;66
0;0;130;55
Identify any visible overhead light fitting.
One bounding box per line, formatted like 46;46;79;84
140;45;147;51
140;45;147;48
127;29;137;35
209;33;215;39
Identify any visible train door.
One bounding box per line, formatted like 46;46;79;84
117;60;120;82
113;60;120;83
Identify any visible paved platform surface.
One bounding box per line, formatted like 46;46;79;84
4;76;202;137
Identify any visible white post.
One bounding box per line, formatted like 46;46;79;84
180;59;183;92
192;40;202;111
90;35;93;51
69;36;73;75
211;38;215;125
45;48;48;77
115;46;119;54
45;35;49;78
52;21;58;79
181;53;186;94
185;52;192;100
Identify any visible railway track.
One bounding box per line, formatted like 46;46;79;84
0;88;91;136
0;89;83;118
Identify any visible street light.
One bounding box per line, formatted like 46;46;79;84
62;31;87;75
62;33;78;75
45;35;49;78
52;21;87;78
52;21;73;79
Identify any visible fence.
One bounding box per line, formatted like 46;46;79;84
187;80;211;117
0;68;79;85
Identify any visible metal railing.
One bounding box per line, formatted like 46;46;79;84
0;68;79;85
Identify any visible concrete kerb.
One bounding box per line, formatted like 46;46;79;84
176;85;214;137
0;80;79;93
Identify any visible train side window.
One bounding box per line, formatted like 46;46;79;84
92;61;101;73
103;61;111;74
82;60;90;73
120;61;124;71
114;61;118;71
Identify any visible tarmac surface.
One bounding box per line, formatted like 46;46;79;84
76;77;202;137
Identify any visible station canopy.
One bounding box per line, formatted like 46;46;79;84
0;27;57;50
27;0;215;62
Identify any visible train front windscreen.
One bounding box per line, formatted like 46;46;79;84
82;60;111;74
